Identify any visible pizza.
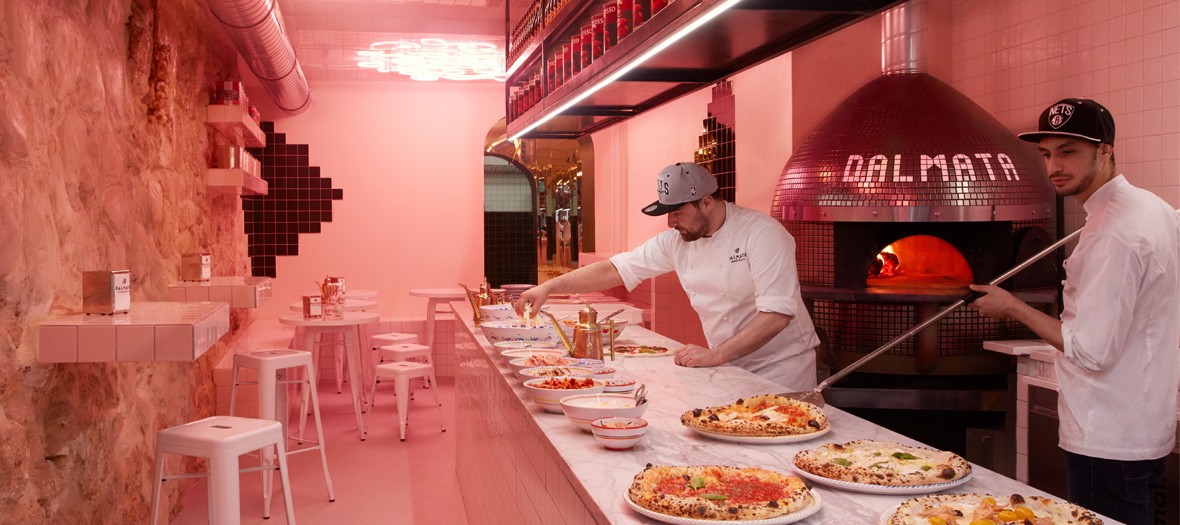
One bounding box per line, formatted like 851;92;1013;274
888;493;1103;525
680;394;828;436
628;464;812;521
530;376;597;390
793;439;971;486
614;345;670;356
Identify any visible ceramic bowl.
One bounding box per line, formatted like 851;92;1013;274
590;417;648;450
585;366;615;380
508;355;578;375
522;377;605;413
603;377;637;394
571;358;605;368
559;393;648;433
558;318;628;341
479;319;560;345
498;347;567;363
479;303;548;323
516;366;592;381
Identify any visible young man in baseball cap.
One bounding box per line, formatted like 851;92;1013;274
516;162;820;390
969;98;1180;524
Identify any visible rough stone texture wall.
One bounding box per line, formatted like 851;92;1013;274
0;0;257;522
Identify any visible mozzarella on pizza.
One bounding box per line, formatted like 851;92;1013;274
680;394;828;436
794;439;971;486
888;493;1102;525
628;464;812;521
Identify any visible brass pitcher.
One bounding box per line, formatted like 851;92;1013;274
459;283;484;322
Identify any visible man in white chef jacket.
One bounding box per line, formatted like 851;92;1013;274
515;162;820;390
968;98;1180;525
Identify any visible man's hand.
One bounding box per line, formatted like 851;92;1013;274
514;285;550;317
966;284;1021;319
674;344;728;368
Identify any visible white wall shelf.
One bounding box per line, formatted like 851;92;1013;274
38;301;231;363
205;104;265;147
168;276;272;308
206;168;268;195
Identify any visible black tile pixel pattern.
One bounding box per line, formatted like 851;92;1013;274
242;121;343;278
695;81;736;203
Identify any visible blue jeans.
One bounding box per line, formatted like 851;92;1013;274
1064;451;1165;525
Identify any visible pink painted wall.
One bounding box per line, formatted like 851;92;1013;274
243;80;505;318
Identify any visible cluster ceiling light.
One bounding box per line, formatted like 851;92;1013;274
357;39;506;81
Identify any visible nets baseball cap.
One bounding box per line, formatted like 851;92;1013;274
1018;98;1115;145
642;162;719;216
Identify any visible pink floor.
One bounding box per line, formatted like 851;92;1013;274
170;377;468;524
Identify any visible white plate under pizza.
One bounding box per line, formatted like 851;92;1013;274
879;493;1104;525
791;439;972;494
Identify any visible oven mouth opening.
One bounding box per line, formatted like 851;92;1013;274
866;234;973;290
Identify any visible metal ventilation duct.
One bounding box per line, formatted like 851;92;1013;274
771;0;1053;224
210;0;311;114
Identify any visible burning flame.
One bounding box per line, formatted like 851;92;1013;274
869;244;900;278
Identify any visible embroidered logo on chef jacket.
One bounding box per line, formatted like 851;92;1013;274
729;247;747;263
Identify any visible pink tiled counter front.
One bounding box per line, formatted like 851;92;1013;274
454;302;1093;524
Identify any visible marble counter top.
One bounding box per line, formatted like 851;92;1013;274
470;324;1103;524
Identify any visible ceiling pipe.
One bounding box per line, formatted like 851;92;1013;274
881;0;927;74
209;0;311;114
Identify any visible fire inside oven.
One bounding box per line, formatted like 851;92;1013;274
867;235;972;288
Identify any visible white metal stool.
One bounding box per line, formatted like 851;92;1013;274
229;350;335;516
377;343;434;391
365;362;445;441
369;333;419;387
150;416;295;525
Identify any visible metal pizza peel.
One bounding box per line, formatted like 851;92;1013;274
779;226;1085;408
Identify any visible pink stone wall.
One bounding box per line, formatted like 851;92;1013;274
0;0;257;522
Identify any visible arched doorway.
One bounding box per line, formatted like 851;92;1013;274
483;118;593;285
483;153;537;287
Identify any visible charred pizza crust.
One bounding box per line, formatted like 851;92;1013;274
793;439;971;486
888;493;1103;525
628;465;812;521
680;394;828;436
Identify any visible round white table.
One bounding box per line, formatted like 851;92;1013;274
346;289;378;300
279;312;379;440
288;299;378;313
408;288;467;349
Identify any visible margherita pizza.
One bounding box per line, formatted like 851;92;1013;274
794;439;971;486
614;345;670;356
680;395;828;436
628;465;812;521
888;493;1102;525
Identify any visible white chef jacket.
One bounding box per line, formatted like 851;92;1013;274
1057;175;1180;460
610;202;820;389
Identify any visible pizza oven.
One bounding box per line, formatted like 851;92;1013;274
770;2;1060;421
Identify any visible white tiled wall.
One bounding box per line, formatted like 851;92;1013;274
951;0;1180;233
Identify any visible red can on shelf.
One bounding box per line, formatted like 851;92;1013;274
633;0;649;29
562;43;573;80
591;15;605;59
617;0;633;40
580;25;593;68
570;33;582;75
603;2;618;49
547;57;557;94
555;49;566;87
651;0;667;15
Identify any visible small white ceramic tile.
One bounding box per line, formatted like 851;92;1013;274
116;325;156;361
77;325;116;362
208;286;232;304
38;325;78;363
186;287;211;302
155;325;194;361
168;288;187;302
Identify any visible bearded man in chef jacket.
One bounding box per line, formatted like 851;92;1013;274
515;162;820;390
969;98;1180;525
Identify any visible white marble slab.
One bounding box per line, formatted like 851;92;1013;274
471;326;1117;524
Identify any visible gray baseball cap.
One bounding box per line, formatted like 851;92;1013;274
642;162;719;216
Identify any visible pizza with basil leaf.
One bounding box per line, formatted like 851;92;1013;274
888;493;1102;525
628;464;812;520
680;394;828;436
793;439;971;486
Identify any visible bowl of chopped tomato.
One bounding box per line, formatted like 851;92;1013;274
522;377;605;413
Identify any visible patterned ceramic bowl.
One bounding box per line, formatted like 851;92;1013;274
590;417;648;450
603;377;637;394
479;319;560;345
585;366;615;379
560;393;648;433
522;377;605;413
507;356;578;375
479;303;548;323
498;347;567;363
